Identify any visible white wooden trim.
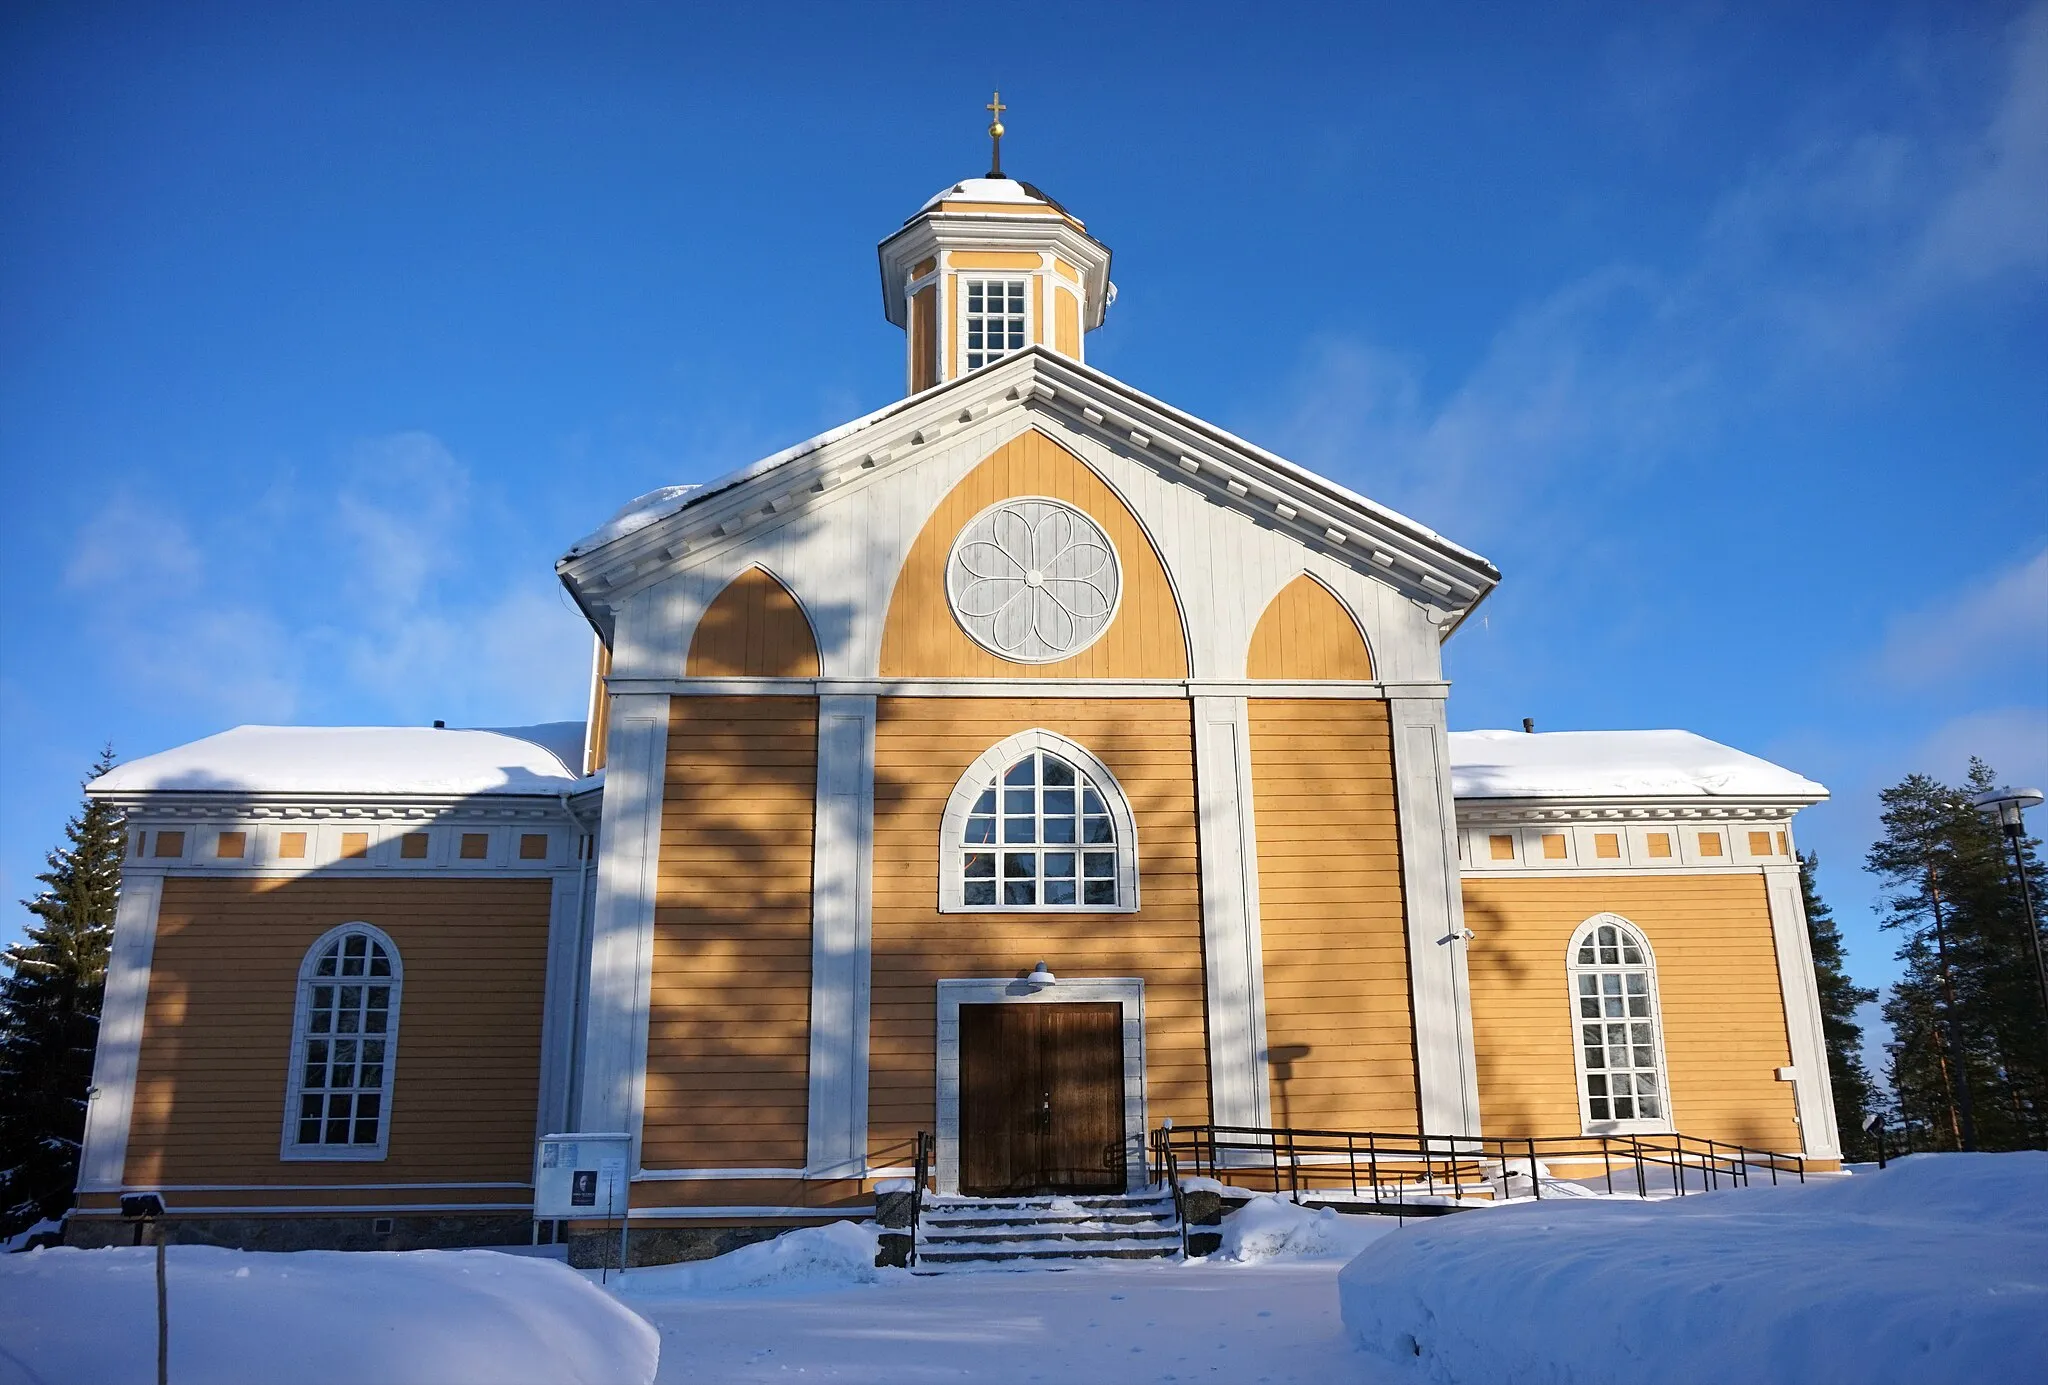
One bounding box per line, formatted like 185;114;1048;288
1192;696;1271;1128
1763;863;1842;1159
935;729;1139;913
633;1168;812;1182
805;695;877;1178
130;1181;532;1192
1564;914;1678;1136
76;873;163;1192
536;865;587;1143
933;977;1148;1196
279;923;404;1163
625;1205;875;1221
564;350;1491;668
576;696;669;1165
1389;697;1482;1138
1465;864;1793;880
71;1201;534;1217
611;677;1431;699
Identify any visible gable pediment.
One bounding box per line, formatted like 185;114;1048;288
556;347;1499;644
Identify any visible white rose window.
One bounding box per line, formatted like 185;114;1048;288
946;498;1121;663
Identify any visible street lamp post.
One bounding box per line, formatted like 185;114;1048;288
1970;785;2048;1035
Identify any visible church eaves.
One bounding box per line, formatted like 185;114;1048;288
554;346;1501;644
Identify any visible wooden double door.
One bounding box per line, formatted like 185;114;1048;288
958;1001;1127;1196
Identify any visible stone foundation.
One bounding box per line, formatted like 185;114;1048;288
566;1222;793;1269
63;1213;532;1253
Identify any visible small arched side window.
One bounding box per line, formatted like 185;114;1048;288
1567;915;1672;1133
281;924;402;1161
938;730;1139;913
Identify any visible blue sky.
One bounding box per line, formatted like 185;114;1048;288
4;2;2044;1046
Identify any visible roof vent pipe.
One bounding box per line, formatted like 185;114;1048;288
1522;718;1535;734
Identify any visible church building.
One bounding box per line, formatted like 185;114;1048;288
69;132;1839;1259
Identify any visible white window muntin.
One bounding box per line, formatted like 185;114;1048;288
281;923;403;1161
1566;914;1673;1135
961;276;1029;373
939;729;1139;914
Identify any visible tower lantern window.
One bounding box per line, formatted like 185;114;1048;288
964;278;1028;371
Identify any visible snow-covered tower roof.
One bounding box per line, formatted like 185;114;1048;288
877;99;1113;395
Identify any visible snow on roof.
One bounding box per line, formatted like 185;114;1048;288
560;348;1497;585
561;396;918;559
566;484;703;557
1448;729;1826;801
90;723;589;798
920;177;1050;211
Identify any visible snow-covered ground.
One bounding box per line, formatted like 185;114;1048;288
597;1196;1397;1382
5;1158;2039;1384
1341;1151;2048;1384
0;1243;658;1385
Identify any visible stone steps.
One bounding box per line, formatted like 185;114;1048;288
913;1190;1183;1271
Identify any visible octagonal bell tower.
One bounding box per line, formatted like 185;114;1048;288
879;96;1113;395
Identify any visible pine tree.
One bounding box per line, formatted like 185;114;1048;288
1800;851;1879;1160
1869;761;2047;1153
0;747;123;1238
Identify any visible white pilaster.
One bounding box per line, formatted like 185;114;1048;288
535;855;592;1142
1763;862;1842;1160
805;695;876;1178
77;872;165;1192
1388;696;1482;1138
1192;695;1271;1128
577;694;670;1165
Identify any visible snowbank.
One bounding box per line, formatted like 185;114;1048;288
1206;1194;1401;1264
88;723;586;797
0;1244;659;1385
609;1220;884;1298
1339;1151;2048;1385
1448;728;1826;801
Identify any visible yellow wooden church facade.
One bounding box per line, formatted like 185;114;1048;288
69;161;1837;1256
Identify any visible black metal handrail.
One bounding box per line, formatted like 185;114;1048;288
1149;1126;1188;1255
1154;1124;1806;1204
907;1130;935;1267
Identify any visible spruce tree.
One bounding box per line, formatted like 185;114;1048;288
1869;761;2046;1152
1800;851;1879;1160
0;747;123;1238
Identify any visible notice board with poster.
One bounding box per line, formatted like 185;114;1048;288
533;1132;633;1219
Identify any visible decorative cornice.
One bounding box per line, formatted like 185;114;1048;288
100;786;604;824
877;213;1112;330
555;348;1500;641
1455;794;1820;825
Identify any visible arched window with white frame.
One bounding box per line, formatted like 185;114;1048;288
938;729;1139;913
281;923;403;1160
1567;915;1672;1132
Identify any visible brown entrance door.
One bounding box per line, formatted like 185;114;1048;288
958;1002;1125;1196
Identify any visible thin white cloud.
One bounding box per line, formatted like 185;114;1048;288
1878;546;2048;686
1915;2;2048;287
1251;4;2048;550
332;431;472;608
64;432;591;732
1909;704;2048;787
63;492;203;591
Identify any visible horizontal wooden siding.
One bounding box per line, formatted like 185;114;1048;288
868;698;1208;1168
643;696;817;1170
1462;874;1800;1148
125;876;552;1193
1249;699;1418;1130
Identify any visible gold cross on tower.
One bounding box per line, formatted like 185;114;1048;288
986;91;1006;177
